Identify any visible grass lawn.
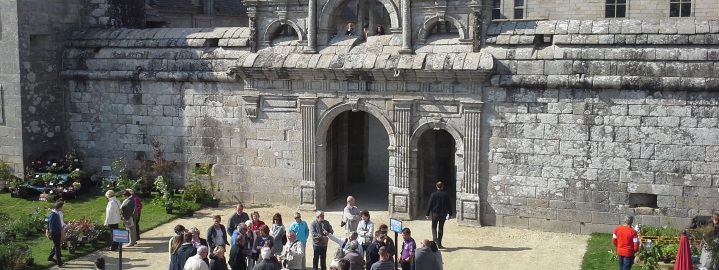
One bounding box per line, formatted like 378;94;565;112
0;189;183;270
582;233;645;270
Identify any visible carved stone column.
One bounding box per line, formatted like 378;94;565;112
390;100;412;219
300;98;317;209
305;0;317;53
461;102;482;225
399;0;412;54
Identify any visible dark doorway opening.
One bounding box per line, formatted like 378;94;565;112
418;129;456;217
325;111;390;212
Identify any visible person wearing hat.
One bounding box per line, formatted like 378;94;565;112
289;212;309;269
311;210;333;270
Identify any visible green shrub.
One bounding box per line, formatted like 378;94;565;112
0;242;32;270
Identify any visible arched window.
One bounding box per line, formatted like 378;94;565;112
272;25;298;41
428;21;459;38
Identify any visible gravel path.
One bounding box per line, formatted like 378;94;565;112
49;204;589;270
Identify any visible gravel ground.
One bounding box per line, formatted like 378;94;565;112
49;203;589;270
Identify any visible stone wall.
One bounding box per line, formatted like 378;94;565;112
17;0;89;163
480;18;719;233
0;0;23;174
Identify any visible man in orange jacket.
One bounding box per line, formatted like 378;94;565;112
612;215;639;270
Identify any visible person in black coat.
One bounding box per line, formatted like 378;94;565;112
424;181;453;248
174;233;198;270
209;245;229;270
229;234;249;270
365;231;385;270
207;215;229;252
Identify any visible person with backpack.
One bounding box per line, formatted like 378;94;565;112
281;230;304;270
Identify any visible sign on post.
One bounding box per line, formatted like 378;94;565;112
112;229;130;243
390;218;402;233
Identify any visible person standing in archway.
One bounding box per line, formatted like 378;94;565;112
343;196;361;236
425;181;452;248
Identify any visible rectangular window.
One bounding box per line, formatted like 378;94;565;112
605;0;627;18
492;0;502;19
513;0;525;19
670;0;691;17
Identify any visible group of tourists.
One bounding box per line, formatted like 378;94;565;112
45;188;143;268
47;180;454;270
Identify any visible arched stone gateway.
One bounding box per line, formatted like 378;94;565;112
409;121;466;221
311;100;396;210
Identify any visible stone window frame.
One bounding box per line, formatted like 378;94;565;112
513;0;526;19
669;0;691;17
605;0;628;18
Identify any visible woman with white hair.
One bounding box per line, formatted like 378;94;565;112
104;190;122;251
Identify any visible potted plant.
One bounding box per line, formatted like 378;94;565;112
175;199;201;217
183;179;205;203
68;169;84;182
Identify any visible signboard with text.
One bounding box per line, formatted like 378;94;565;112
390;218;402;233
112;229;130;243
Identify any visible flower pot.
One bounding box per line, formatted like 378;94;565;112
209;200;219;208
25;258;34;266
68;246;75;254
165;205;173;214
186;210;194;217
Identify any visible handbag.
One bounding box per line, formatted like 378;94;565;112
123;217;134;227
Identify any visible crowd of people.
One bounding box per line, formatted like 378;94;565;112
47;181;454;270
163;190;450;270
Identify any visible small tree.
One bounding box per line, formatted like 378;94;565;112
137;138;176;194
0;160;13;190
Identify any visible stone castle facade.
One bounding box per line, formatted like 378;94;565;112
2;0;719;233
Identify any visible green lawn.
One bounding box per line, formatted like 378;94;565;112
0;189;183;269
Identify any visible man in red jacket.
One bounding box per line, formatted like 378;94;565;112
612;215;639;270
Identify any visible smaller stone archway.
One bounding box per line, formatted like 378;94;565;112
417;15;467;43
317;0;401;38
263;19;305;43
409;120;464;218
314;100;396;210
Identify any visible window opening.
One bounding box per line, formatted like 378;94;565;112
29;34;50;50
274;25;298;39
513;0;525;19
605;0;627;18
670;0;691;17
429;21;458;36
492;0;502;20
628;193;657;208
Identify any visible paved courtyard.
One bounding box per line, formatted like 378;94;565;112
50;203;589;270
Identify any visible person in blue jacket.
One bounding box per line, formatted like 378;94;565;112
47;201;65;267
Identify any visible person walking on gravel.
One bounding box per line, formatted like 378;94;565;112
425;182;452;248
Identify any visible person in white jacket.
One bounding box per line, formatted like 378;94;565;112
104;190;122;251
184;245;210;270
281;230;304;270
356;210;374;251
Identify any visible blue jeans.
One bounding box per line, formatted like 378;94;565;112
619;256;634;270
313;245;327;270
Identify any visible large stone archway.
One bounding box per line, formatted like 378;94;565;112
311;100;396;210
